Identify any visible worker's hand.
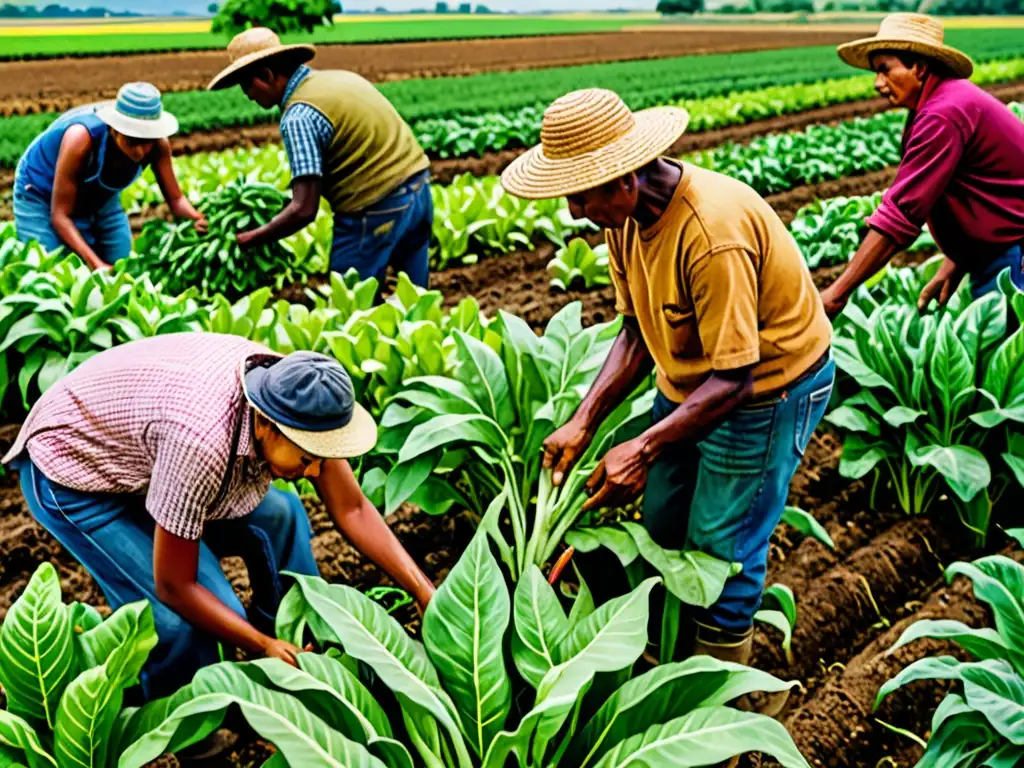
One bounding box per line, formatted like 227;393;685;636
543;416;594;487
193;214;209;236
582;436;649;512
918;257;966;313
236;230;257;249
820;285;848;321
261;637;311;668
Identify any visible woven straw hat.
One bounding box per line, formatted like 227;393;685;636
208;28;316;91
837;13;973;79
95;82;178;140
501;89;689;200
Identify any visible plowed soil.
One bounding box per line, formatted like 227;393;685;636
0;27;869;115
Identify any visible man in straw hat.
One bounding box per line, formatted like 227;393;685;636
502;88;833;669
821;13;1024;317
2;333;435;711
13;82;206;270
208;29;433;292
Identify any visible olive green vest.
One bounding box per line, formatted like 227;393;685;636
285;70;429;214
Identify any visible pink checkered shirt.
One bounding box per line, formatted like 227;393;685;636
3;333;281;541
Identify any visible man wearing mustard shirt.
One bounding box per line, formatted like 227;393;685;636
209;29;432;288
502;89;833;667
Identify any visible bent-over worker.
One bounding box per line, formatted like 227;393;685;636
13;82;206;270
501;89;833;670
2;334;435;703
208;29;433;290
821;13;1024;317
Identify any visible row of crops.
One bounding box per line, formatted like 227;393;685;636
4;29;1024;169
1;208;1021;765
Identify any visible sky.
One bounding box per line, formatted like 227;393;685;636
30;0;656;12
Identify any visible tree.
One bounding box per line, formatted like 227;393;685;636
207;2;218;12
435;1;449;10
212;0;342;35
457;1;471;10
656;0;703;12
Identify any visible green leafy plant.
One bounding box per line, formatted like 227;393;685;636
755;584;798;666
0;563;158;767
211;0;341;36
828;264;1023;544
112;533;810;768
378;303;655;578
875;553;1024;767
127;180;324;299
548;240;610;291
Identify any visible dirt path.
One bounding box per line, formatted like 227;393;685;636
0;28;870;116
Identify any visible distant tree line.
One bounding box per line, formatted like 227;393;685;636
658;0;1024;13
433;2;495;11
0;3;139;18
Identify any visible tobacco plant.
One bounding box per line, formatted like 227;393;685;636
0;564;158;768
828;263;1024;544
548;240;610;292
875;550;1024;767
110;532;810;768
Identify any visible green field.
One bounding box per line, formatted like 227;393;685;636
0;14;660;60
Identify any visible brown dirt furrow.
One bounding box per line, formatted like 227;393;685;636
752;515;963;685
784;549;1023;768
0;28;869;114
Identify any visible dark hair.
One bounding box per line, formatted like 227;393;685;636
870;48;951;79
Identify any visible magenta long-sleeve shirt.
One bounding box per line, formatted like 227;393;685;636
866;76;1024;265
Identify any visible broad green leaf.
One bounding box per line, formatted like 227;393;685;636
117;664;389;768
945;557;1024;673
565;526;639;567
539;578;660;703
422;534;512;759
397;413;503;464
566;656;796;768
929;314;974;420
0;711;57;768
384;454;436;515
280;576;467;760
591;706;810;768
960;660;1024;744
824;405;880;436
780;507;835;550
77;601;158;689
620;523;740;608
909;444;990;502
0;563;75;729
875;656;965;709
54;663;124;768
838;434;896;480
763;583;797;628
452;330;514;431
755;610;794;663
883;406;926;427
983;328;1024;408
887;620;1012;664
919;705;999;768
567;563;595;628
512;565;570;690
1007;529;1024;549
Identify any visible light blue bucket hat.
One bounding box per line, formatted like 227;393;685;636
95;82;179;140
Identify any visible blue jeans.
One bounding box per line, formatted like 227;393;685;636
643;352;836;631
15;458;319;700
331;170;432;288
969;243;1024;299
12;179;132;264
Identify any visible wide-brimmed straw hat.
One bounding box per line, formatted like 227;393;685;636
501;88;689;200
95;82;179;140
208;27;316;91
837;13;973;79
242;351;377;460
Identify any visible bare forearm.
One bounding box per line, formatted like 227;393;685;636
827;228;901;302
641;369;754;461
168;195;201;221
158;581;269;655
575;318;654;429
51;212;106;269
244;201;315;248
333;501;435;606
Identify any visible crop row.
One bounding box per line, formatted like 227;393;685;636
4;30;1024;169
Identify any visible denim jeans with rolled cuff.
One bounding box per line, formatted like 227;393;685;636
643;350;836;634
968;242;1024;299
330;170;433;289
14;456;319;701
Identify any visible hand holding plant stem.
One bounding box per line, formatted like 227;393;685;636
582;436;651;512
543;414;595;487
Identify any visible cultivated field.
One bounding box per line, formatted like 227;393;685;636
0;16;1022;768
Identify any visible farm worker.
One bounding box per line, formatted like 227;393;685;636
208;28;433;290
501;89;834;670
2;334;436;704
12;82;207;271
820;13;1024;317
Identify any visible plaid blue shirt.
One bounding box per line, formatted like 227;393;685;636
279;66;334;180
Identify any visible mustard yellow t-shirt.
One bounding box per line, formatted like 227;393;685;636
607;162;831;402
